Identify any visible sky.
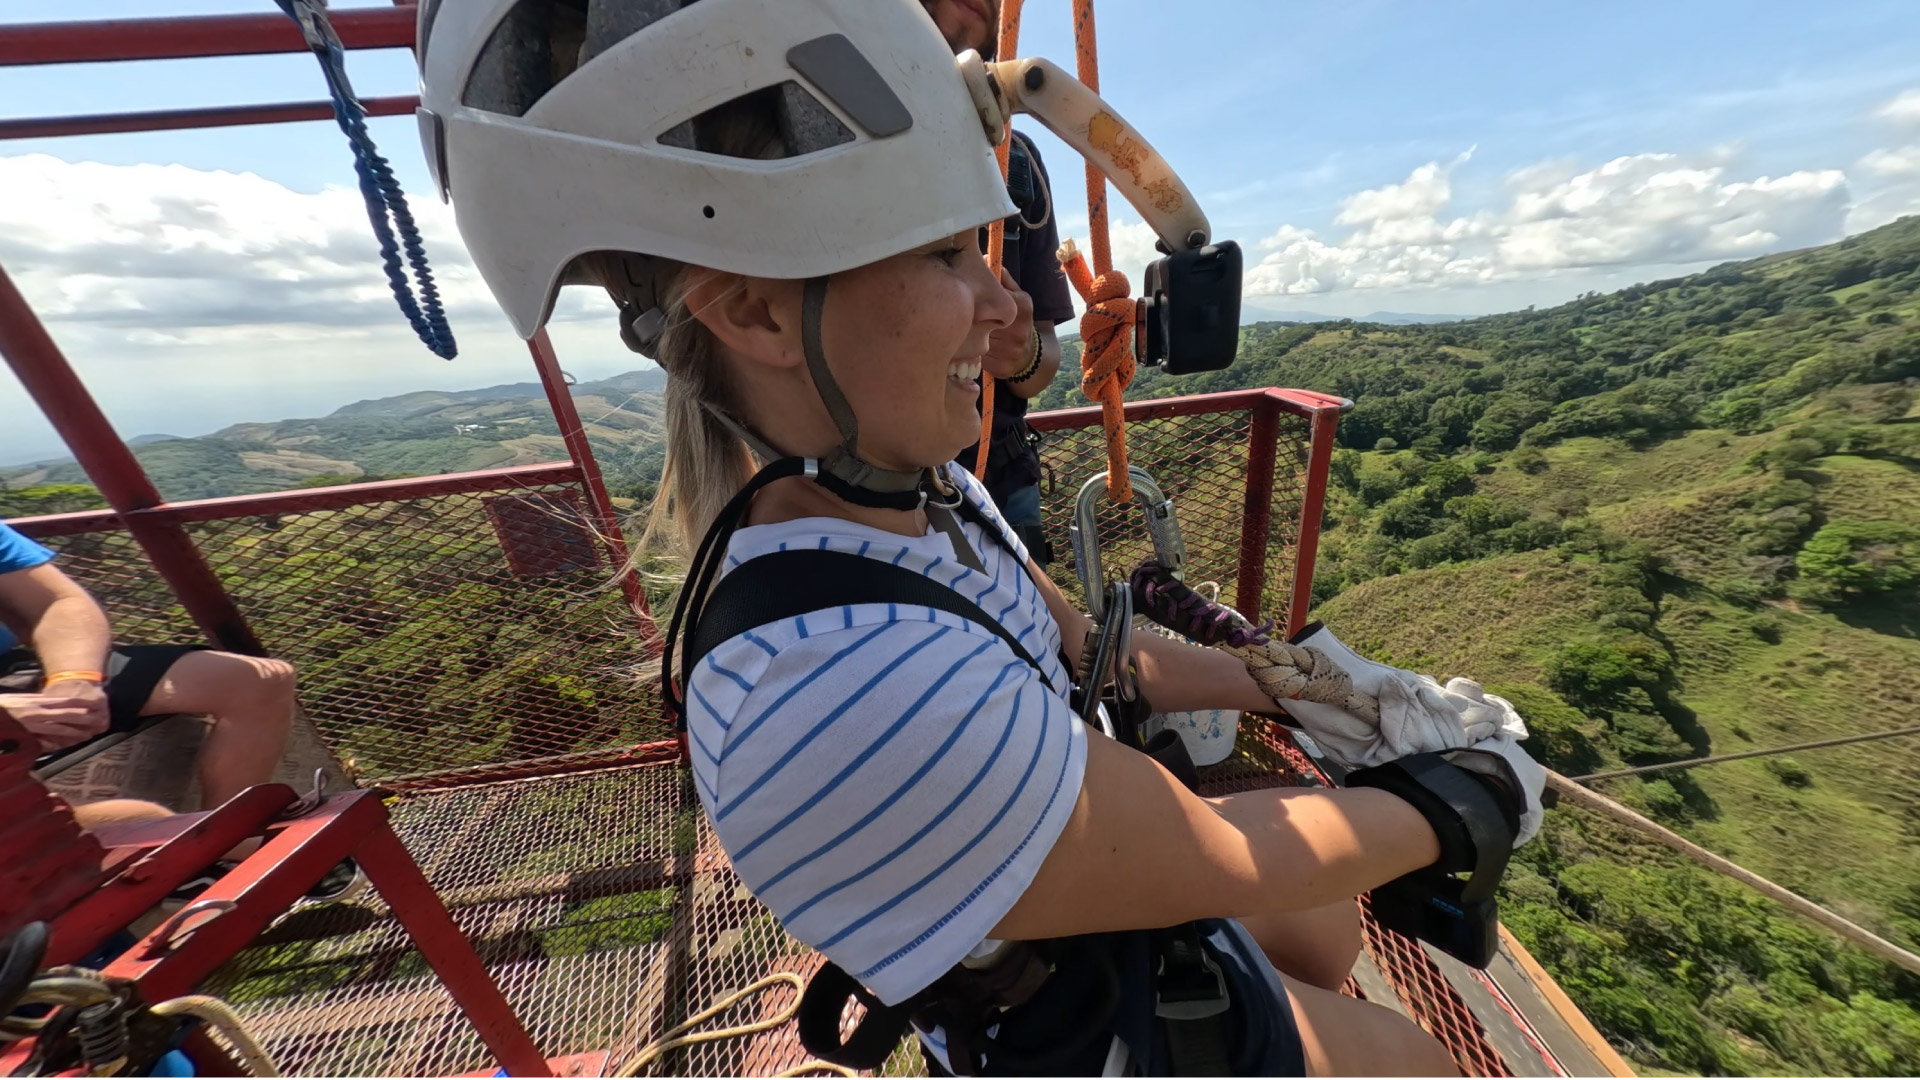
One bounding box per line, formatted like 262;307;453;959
3;0;1920;464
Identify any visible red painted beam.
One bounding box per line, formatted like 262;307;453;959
0;257;264;654
528;330;660;642
0;6;418;67
1025;386;1347;433
0;95;419;141
1287;404;1345;636
6;463;587;538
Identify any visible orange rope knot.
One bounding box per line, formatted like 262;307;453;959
1060;240;1134;502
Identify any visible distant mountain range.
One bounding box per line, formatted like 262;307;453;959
1252;309;1465;325
2;369;669;501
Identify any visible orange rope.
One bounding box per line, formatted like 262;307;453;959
974;0;1025;480
1069;0;1128;500
1072;0;1110;277
1060;241;1134;501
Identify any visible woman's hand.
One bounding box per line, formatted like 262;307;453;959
981;266;1037;381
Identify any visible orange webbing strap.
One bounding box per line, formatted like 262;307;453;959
1060;240;1135;502
975;0;1027;480
1070;0;1130;501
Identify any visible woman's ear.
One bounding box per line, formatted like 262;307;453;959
684;270;805;370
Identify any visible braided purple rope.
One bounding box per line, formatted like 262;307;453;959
1130;560;1274;649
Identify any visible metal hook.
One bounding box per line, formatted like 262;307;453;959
281;768;328;819
1069;466;1186;621
143;900;239;958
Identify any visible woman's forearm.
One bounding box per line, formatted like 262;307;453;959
1131;631;1275;714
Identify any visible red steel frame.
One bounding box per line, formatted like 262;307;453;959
0;3;659;656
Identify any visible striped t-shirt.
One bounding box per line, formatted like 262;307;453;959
686;464;1087;1006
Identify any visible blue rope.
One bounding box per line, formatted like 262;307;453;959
276;0;457;359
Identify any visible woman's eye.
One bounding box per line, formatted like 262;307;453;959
937;246;967;264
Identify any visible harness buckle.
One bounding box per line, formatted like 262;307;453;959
1152;938;1230;1021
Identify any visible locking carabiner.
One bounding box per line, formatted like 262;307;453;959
1068;466;1186;621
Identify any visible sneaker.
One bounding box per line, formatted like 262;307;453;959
166;861;238;904
303;858;368;904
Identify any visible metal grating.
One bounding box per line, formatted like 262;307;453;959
1035;402;1311;623
28;479;667;785
205;735;1545;1078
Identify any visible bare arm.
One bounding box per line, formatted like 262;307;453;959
0;562;113;749
994;733;1439;938
1004;321;1061;400
1027;560;1275;715
0;563;110;676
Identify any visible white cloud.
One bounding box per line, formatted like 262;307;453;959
1229;152;1849;298
0;154;507;339
1880;88;1920;126
1859;145;1920;177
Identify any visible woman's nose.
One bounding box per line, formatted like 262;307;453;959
976;259;1018;328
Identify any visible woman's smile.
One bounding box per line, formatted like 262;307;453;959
946;357;983;394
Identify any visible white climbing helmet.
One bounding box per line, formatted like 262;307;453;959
416;0;1017;340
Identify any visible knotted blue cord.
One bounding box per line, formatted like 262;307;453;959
276;0;457;359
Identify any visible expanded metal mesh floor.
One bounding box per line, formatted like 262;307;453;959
207;729;1549;1077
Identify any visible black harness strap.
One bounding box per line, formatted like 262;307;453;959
685;549;1055;697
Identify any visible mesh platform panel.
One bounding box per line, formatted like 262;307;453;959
1034;402;1313;624
28;479;667;785
209;740;1541;1077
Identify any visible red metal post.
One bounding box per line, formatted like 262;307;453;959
1235;396;1280;620
526;330;659;641
356;825;555;1077
0;259;264;655
1286;401;1346;636
98;791;553;1077
43;786;297;967
0;96;418;141
0;6;418;66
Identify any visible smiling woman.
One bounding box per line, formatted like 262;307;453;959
410;0;1551;1075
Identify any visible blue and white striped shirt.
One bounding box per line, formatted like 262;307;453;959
687;465;1086;1006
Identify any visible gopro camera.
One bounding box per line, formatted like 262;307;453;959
1138;240;1242;375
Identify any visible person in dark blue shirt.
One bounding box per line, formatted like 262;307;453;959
921;0;1076;565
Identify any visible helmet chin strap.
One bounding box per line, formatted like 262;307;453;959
699;275;986;573
796;276;937;508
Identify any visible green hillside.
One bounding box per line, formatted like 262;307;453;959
0;370;668;506
1042;215;1920;1073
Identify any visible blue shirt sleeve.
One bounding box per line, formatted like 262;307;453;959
0;520;55;576
0;519;56;654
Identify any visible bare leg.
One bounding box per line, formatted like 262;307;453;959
1284;970;1459;1077
1239;899;1363;991
140;651;296;809
72;797;175;830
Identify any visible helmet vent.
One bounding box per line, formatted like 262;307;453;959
465;0;704;117
661;81;854;159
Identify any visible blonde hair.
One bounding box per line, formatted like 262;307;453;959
570;90;793;663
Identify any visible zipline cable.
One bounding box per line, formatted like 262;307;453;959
1545;769;1920;978
1569;725;1920;783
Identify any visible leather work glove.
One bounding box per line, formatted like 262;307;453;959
1448;734;1548;847
1277;622;1530;770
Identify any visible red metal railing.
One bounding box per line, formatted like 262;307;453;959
1029;387;1348;632
0;6;418;66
